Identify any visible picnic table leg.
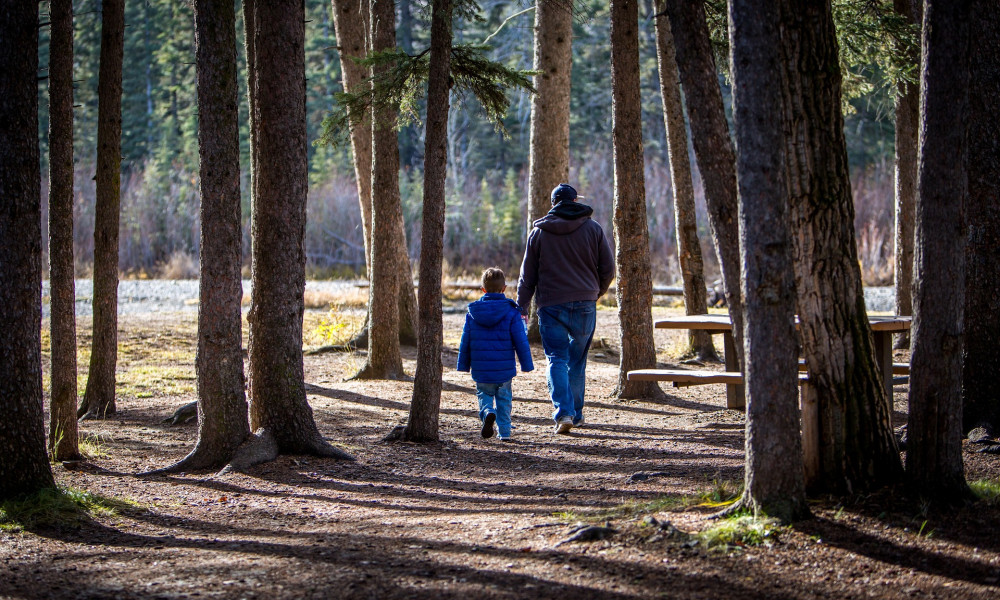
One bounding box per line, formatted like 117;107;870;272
871;331;893;401
723;332;745;410
800;380;820;489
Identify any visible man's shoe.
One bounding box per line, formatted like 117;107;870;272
481;413;496;439
573;416;585;428
555;417;574;435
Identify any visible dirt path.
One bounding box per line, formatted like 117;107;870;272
3;307;999;599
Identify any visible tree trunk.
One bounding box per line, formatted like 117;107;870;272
403;0;453;443
161;0;250;473
332;0;417;350
653;1;717;362
892;0;921;350
80;0;125;420
907;0;974;502
244;0;258;219
962;1;1000;437
611;0;660;399
331;0;372;279
525;0;573;343
777;0;901;495
47;0;80;461
353;0;405;380
0;0;56;500
246;0;352;460
663;0;744;369
728;0;808;523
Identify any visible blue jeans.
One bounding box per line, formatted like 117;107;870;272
476;380;513;438
538;301;597;424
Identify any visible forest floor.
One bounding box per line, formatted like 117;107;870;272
3;298;1000;599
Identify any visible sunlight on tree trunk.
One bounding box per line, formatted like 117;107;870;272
664;0;745;372
353;0;405;380
159;0;251;473
653;1;717;362
47;0;81;461
892;0;921;350
246;0;352;461
727;0;808;523
80;0;125;420
611;0;661;400
403;0;453;442
525;0;573;343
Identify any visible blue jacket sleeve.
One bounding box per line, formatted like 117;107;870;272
510;311;534;372
457;315;472;372
516;228;540;315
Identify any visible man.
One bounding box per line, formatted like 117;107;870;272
517;183;615;434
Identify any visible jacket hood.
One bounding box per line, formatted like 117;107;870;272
468;293;518;327
533;201;594;234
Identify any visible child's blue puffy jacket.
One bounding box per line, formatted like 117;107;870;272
457;293;534;383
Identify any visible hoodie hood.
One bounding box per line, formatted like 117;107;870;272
467;293;519;327
533;201;594;235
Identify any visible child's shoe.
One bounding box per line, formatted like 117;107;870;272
481;412;496;439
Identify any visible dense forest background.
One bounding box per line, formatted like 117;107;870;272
35;0;896;284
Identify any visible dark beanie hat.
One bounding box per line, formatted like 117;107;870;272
550;183;578;205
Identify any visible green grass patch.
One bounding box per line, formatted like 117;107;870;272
304;308;365;347
79;434;111;460
0;486;143;532
116;365;196;397
971;479;1000;505
697;512;785;551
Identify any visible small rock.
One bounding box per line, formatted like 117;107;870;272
967;426;995;445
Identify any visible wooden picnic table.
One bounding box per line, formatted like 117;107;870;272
653;314;911;408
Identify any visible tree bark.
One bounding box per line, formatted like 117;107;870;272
663;0;744;369
777;0;902;495
907;0;974;501
0;0;56;500
80;0;125;420
331;0;373;279
47;0;81;461
727;0;808;523
353;0;405;380
161;0;250;473
246;0;352;460
653;1;717;362
403;0;453;442
611;0;660;399
332;0;417;350
892;0;921;350
962;1;1000;436
525;0;573;342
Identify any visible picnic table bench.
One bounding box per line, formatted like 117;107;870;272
626;314;911;410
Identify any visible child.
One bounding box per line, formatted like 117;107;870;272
457;267;534;440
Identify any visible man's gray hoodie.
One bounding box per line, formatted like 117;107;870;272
516;201;615;313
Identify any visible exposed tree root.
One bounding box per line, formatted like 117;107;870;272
300;436;355;461
143;443;236;475
713;493;811;524
383;424;406;441
612;382;667;402
162;401;198;426
78;404;116;421
221;429;281;474
348;361;408;382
